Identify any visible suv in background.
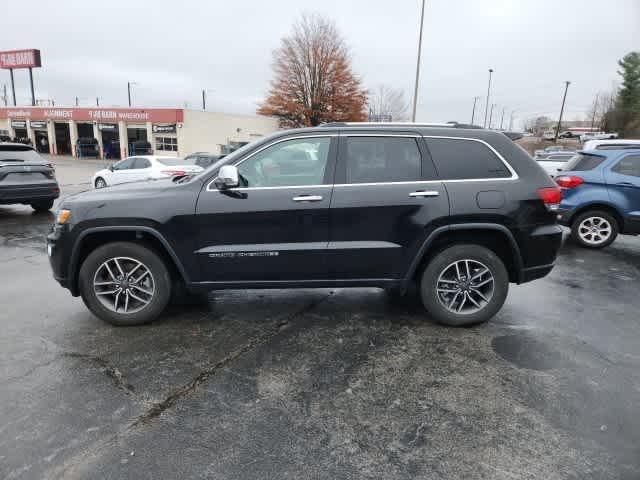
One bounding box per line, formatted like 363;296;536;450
556;149;640;248
48;124;562;327
0;143;59;211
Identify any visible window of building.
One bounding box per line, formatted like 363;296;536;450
344;136;421;184
612;155;640;177
426;138;512;180
156;136;178;152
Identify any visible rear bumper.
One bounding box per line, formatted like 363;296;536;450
556;208;572;226
517;224;564;284
0;182;60;204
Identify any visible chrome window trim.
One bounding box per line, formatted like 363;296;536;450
206;134;338;192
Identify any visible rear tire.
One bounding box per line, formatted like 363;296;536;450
31;200;54;212
419;244;509;327
79;242;171;326
570;210;618;248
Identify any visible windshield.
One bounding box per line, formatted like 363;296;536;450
0;147;43;163
155;157;192;166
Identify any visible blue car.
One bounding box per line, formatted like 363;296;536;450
556;148;640;248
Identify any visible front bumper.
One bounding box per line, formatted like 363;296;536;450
47;224;74;293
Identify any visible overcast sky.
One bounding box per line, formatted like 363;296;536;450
2;0;639;128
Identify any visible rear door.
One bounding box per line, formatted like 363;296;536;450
605;153;640;232
327;132;449;279
131;157;153;181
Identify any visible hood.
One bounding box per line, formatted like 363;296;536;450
64;177;179;204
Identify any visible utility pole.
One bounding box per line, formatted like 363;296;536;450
509;110;516;131
488;103;496;129
411;0;426;122
483;68;494;128
554;81;571;141
202;89;206;111
590;92;599;130
96;97;100;107
471;96;480;125
127;82;132;107
499;106;506;130
75;96;79;106
9;69;16;106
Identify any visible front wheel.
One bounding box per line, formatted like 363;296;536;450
420;244;509;327
95;177;107;189
570;210;618;248
79;242;171;326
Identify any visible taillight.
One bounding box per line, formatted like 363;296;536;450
555;175;584;189
161;169;186;177
537;186;562;211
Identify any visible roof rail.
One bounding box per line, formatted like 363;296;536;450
319;121;484;129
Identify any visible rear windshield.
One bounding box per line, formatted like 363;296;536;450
155;157;194;166
566;153;605;171
0;146;43;163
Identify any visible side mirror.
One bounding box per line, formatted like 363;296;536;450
217;165;239;188
109;165;114;171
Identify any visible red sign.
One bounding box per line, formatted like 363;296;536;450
0;49;42;69
0;107;184;123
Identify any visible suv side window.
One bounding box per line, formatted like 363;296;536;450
237;137;331;188
612;155;640;177
112;158;134;170
344;136;422;184
426;138;511;180
133;158;151;169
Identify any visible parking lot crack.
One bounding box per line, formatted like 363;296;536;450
62;352;136;396
130;293;331;428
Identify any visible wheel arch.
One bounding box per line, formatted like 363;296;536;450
68;226;189;296
404;224;524;286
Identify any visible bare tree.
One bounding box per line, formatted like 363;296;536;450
257;14;368;127
367;85;409;121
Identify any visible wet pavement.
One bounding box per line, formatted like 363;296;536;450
1;160;639;479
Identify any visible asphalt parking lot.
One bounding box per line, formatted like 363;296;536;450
1;159;639;479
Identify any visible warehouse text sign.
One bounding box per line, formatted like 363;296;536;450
0;49;42;69
0;107;184;123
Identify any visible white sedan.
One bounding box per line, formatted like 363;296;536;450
92;155;203;188
535;153;577;178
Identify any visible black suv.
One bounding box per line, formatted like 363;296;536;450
1;143;59;211
48;124;562;326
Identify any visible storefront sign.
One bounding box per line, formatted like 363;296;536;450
152;124;177;134
98;123;118;131
0;107;184;123
29;120;47;129
10;120;26;128
0;49;42;69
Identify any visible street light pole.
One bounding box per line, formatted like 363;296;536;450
411;0;426;122
128;82;131;107
471;96;480;125
509;110;516;130
499;106;506;130
483;68;493;128
202;89;206;111
554;81;571;141
488;103;496;129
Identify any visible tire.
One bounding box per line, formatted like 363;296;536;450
419;244;509;327
79;242;171;326
570;210;618;248
95;177;107;189
31;200;54;212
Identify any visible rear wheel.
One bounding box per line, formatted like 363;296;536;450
419;244;509;327
79;242;171;326
31;200;54;212
95;177;107;189
570;210;618;248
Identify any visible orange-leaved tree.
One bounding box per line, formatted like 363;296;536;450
258;14;368;128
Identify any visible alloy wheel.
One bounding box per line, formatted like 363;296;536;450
93;257;155;314
96;178;106;188
578;216;611;246
436;259;494;315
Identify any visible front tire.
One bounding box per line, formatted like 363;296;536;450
79;242;171;326
95;177;107;189
570;210;618;248
30;200;54;212
420;244;509;327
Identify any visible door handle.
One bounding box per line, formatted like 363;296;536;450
292;195;323;202
409;190;440;197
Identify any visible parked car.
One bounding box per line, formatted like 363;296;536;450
542;130;556;140
76;137;100;158
558;131;576;139
534;145;574;157
48;124;562;327
183;152;222;169
535;152;577;177
582;139;640;151
580;132;618;142
92;155;204;188
556;148;640;248
0;143;59;211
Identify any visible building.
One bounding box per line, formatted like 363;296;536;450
0;107;279;159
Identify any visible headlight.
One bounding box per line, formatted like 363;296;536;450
56;209;71;225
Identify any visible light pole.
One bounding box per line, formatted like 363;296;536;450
471;96;481;125
488;103;496;129
509;110;516;130
202;89;215;111
554;81;571;141
96;97;100;107
127;81;138;107
483;68;493;128
499;106;506;130
411;0;426;122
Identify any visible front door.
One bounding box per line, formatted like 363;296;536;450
194;135;337;283
328;133;449;279
606;153;640;232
